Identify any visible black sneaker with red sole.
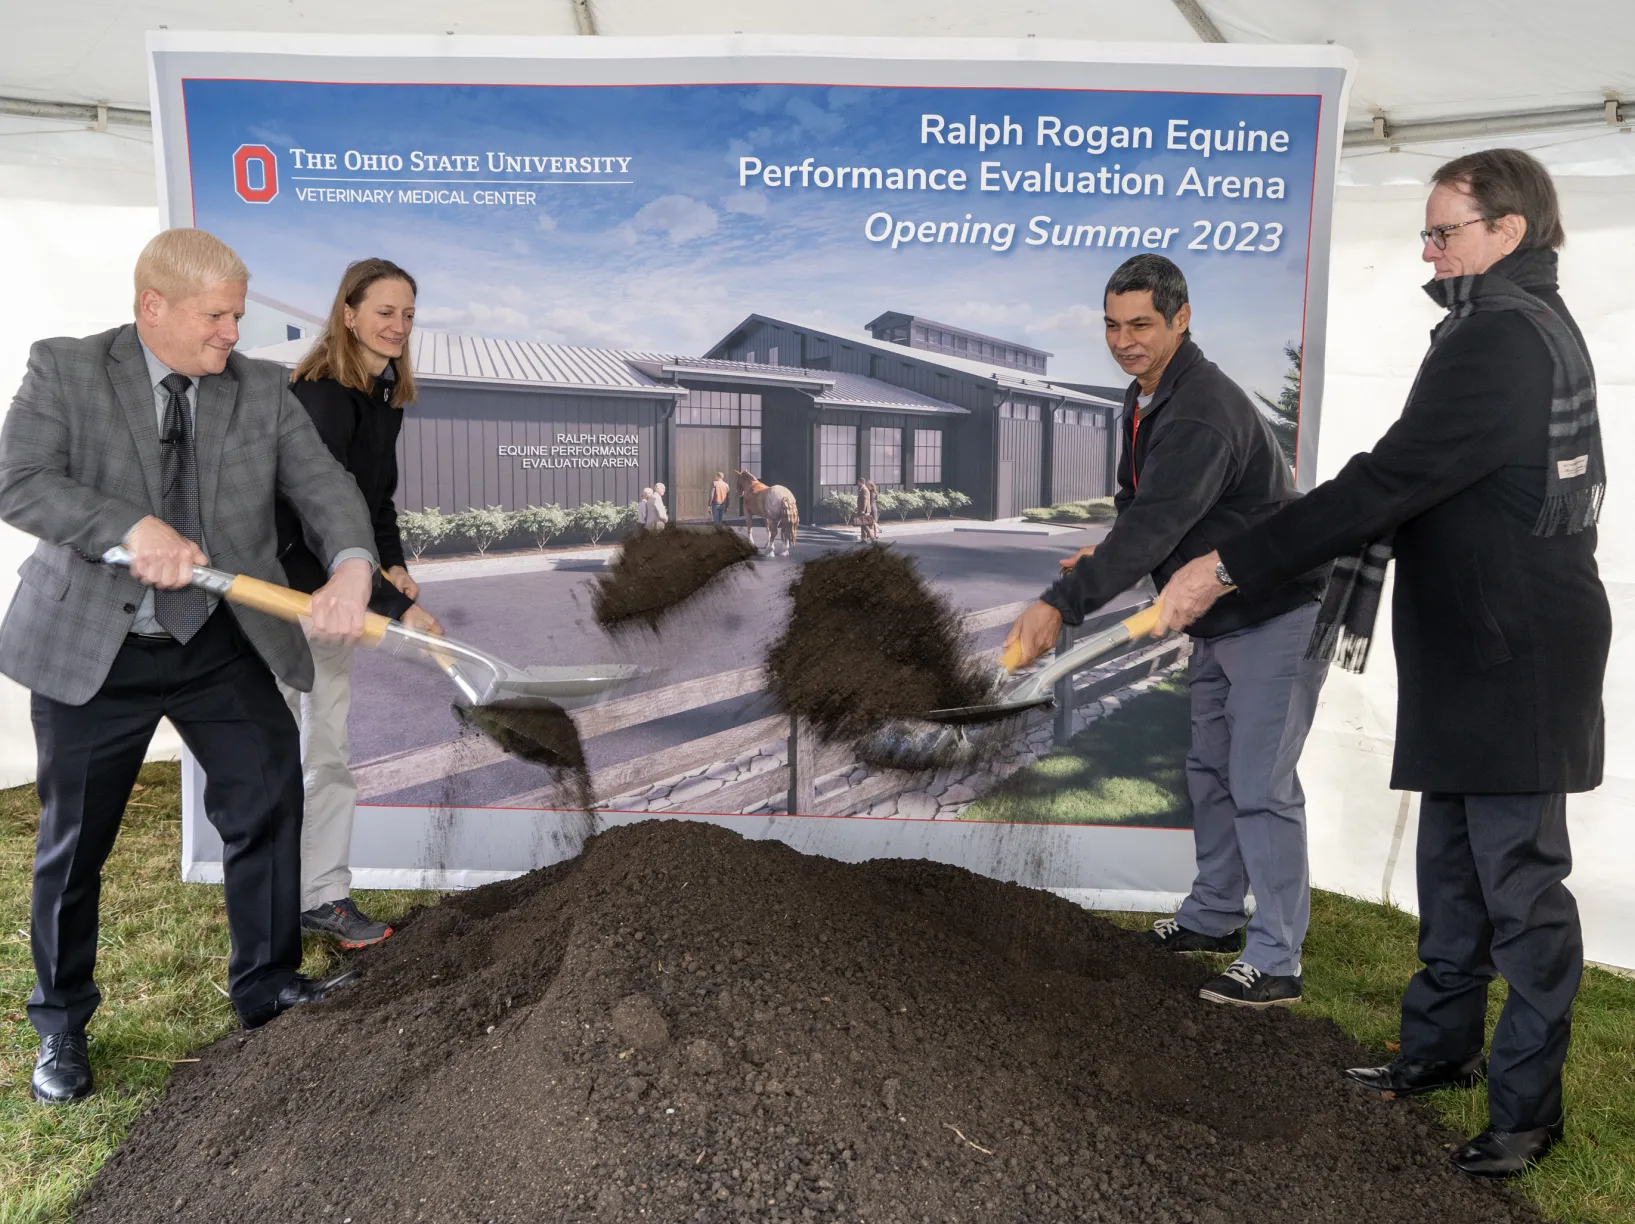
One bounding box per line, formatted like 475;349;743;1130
301;897;393;948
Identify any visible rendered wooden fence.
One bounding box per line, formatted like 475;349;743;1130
354;594;1182;816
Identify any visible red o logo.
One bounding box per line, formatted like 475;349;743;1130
233;144;278;203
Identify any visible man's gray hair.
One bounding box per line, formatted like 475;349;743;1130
1104;254;1189;326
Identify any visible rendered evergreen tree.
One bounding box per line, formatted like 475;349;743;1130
1254;341;1302;469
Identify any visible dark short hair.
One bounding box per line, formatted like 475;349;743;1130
1432;148;1565;250
1104;254;1189;326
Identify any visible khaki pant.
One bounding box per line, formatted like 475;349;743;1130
278;635;357;912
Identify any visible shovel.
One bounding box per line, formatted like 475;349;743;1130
854;600;1168;770
101;547;645;707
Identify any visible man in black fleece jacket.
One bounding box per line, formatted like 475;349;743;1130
1005;254;1328;1007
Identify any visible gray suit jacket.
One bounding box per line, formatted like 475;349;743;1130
0;324;377;704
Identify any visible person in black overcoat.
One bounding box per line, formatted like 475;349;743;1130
1155;149;1609;1179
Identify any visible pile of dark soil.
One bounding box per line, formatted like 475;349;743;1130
83;821;1536;1224
453;699;593;810
594;525;758;633
765;545;995;745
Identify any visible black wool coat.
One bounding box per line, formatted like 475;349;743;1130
1218;250;1610;794
274;372;414;619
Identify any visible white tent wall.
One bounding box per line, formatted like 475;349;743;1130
0;13;1632;963
0;147;178;787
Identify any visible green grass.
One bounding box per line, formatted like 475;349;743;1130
0;763;433;1223
962;677;1192;826
1103;898;1635;1223
2;763;1631;1222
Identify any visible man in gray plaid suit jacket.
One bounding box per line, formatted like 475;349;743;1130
0;229;379;1103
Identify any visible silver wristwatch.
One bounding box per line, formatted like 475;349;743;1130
1215;559;1233;587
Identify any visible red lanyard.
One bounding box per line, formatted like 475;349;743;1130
1130;410;1142;490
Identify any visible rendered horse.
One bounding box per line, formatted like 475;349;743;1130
734;469;799;557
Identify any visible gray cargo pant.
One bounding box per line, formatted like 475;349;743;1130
1176;601;1327;977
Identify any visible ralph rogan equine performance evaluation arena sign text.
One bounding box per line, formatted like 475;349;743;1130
149;33;1350;900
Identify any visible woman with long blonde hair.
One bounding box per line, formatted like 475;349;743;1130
274;257;442;949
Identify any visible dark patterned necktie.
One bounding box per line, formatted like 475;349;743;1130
154;372;209;642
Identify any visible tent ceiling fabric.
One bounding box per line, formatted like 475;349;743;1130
0;0;1200;111
4;0;1631;126
1202;0;1635;128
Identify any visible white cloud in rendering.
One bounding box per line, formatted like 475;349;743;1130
627;194;719;243
721;190;768;216
416;301;533;332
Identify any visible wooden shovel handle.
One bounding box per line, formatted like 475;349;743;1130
1120;602;1164;641
1119;584;1236;642
225;574;392;644
1001;584;1230;674
999;598;1163;674
1000;637;1030;672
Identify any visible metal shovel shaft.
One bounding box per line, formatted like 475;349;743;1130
99;547;643;704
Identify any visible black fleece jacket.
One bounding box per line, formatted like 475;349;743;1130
274;371;414;619
1042;338;1326;639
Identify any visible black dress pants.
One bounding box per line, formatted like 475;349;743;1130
27;607;304;1034
1400;792;1583;1131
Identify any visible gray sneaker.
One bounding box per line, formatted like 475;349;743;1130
300;897;392;948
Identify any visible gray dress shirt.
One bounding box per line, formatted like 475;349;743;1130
128;339;373;635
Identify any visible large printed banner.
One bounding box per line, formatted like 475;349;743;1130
151;34;1350;901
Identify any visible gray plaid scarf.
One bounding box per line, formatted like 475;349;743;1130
1309;247;1602;673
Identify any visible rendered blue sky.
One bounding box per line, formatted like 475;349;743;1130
184;79;1322;396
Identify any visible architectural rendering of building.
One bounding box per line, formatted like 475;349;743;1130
247;310;1122;526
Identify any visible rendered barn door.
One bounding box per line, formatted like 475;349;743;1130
997;407;1044;517
676;427;739;519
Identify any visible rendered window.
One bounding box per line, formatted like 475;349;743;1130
913;430;943;484
819;424;857;486
869;427;902;486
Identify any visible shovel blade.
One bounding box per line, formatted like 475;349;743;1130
921;693;1055;726
495;663;650;701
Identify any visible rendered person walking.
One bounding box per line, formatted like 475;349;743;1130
1157;149;1608;1179
650;482;669;527
710;471;730;525
856;477;880;543
1005;253;1330;1010
275;258;445;949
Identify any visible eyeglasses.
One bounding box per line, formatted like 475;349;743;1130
1420;217;1494;250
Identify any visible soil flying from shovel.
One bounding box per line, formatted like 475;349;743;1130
453;700;594;811
765;545;996;754
593;524;757;633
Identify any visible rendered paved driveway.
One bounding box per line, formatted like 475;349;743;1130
352;524;1138;807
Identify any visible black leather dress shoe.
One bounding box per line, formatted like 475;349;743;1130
31;1030;93;1103
1451;1118;1565;1177
1344;1053;1486;1096
236;969;361;1030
